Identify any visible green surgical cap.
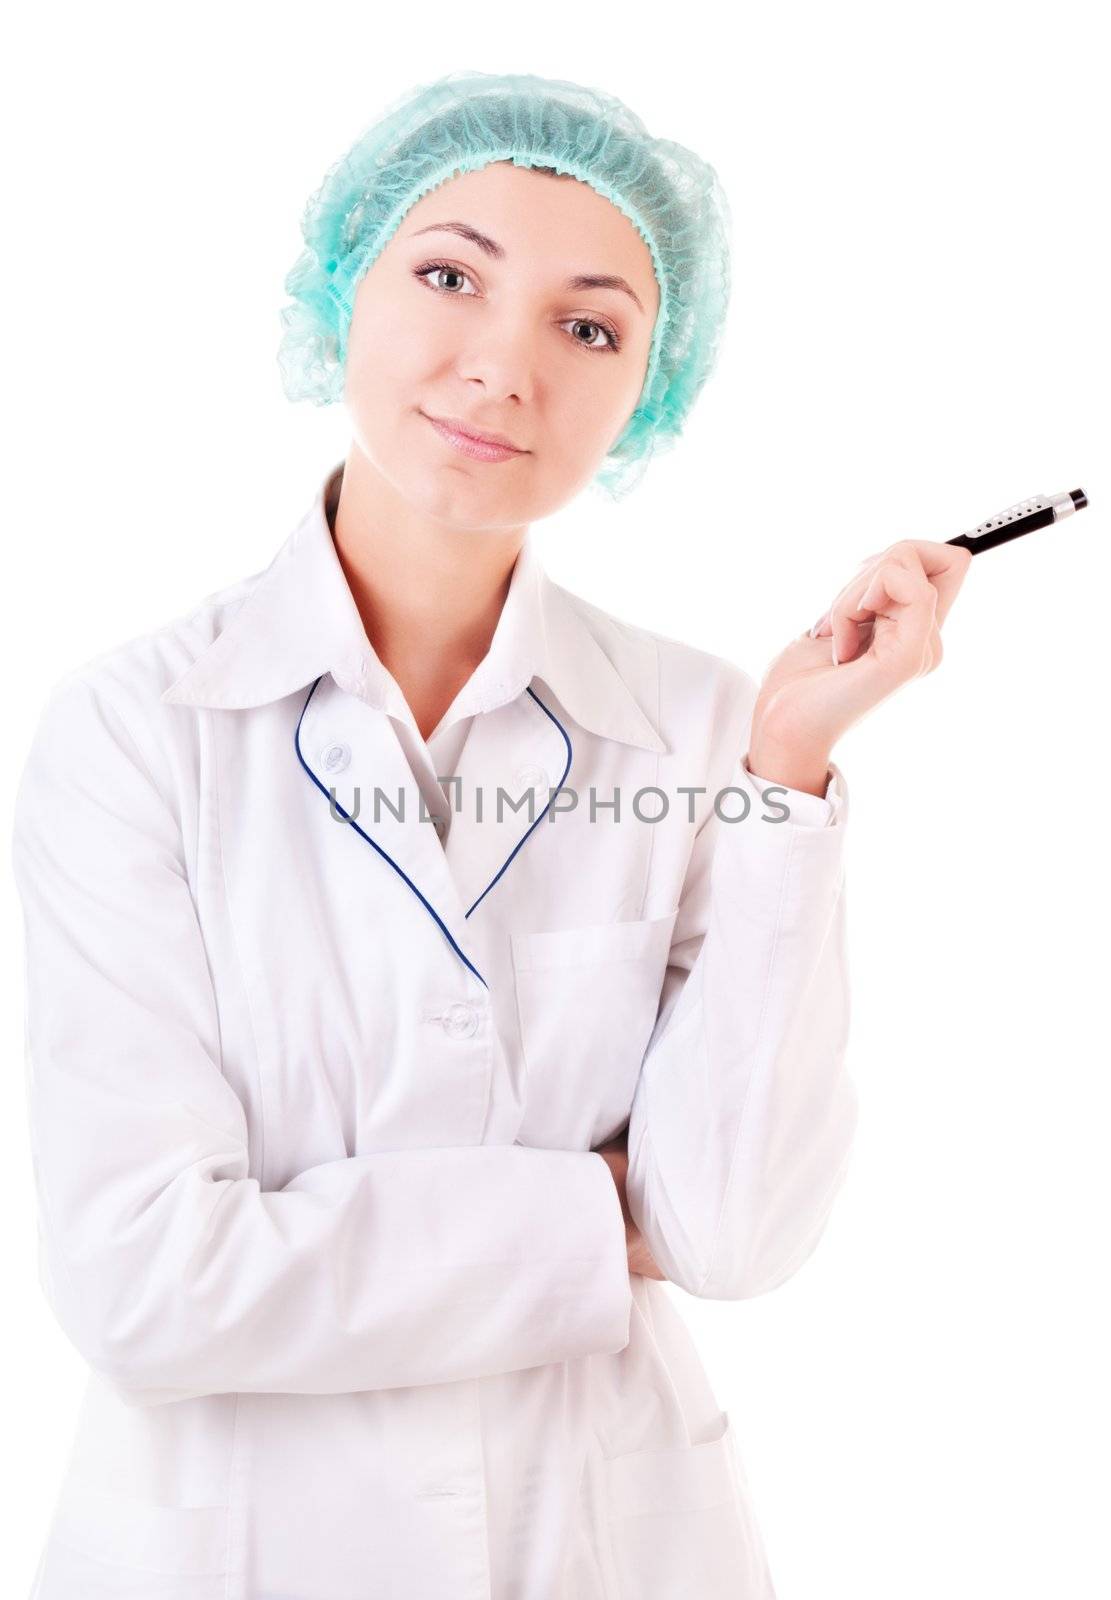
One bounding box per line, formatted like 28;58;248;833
277;70;732;500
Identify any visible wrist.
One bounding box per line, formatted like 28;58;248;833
746;739;833;799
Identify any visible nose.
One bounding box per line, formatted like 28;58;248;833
456;307;539;404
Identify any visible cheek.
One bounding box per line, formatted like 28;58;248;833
346;310;398;392
345;290;441;392
345;329;432;453
554;362;641;456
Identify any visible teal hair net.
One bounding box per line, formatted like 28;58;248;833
277;70;732;500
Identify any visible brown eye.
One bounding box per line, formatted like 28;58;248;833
564;318;621;353
413;261;621;353
413;262;479;296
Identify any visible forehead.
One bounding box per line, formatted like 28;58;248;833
395;161;660;307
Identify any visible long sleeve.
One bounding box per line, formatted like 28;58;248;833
742;756;843;829
625;698;857;1301
10;674;632;1406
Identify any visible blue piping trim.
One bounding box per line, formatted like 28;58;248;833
294;676;488;989
464;685;573;918
294;679;574;986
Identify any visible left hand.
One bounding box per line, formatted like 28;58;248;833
593;1127;668;1281
748;539;973;791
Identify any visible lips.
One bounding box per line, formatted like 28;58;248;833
423;413;528;464
428;414;523;451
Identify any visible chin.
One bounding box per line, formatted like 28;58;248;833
398;462;512;528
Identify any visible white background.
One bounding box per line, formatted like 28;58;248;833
3;3;1107;1595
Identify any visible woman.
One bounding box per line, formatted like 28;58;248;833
11;71;970;1599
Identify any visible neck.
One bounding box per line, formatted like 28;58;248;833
329;448;526;741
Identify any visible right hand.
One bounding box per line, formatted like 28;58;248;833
593;1128;667;1281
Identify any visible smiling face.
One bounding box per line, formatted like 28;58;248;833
341;160;661;526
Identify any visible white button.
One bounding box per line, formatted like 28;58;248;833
515;764;550;791
442;1001;479;1039
321;742;351;773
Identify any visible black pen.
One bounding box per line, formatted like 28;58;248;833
947;488;1088;555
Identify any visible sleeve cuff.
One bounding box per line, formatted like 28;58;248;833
741;757;848;828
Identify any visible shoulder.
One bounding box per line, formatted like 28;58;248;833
53;562;262;708
16;564;265;803
551;580;759;748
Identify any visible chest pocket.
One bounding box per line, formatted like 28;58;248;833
510;910;679;1150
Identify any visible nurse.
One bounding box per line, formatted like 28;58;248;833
12;71;971;1599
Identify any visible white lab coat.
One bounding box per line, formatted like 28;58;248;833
11;461;857;1600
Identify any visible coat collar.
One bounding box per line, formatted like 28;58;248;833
160;462;667;755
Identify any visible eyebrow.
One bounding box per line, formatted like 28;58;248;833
407;221;647;315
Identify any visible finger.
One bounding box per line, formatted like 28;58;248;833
813;538;971;638
833;557;936;670
630;1245;666;1281
829;556;924;664
829;544;934;663
862;562;937;674
882;539;972;629
925;622;944;673
809;552;884;637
